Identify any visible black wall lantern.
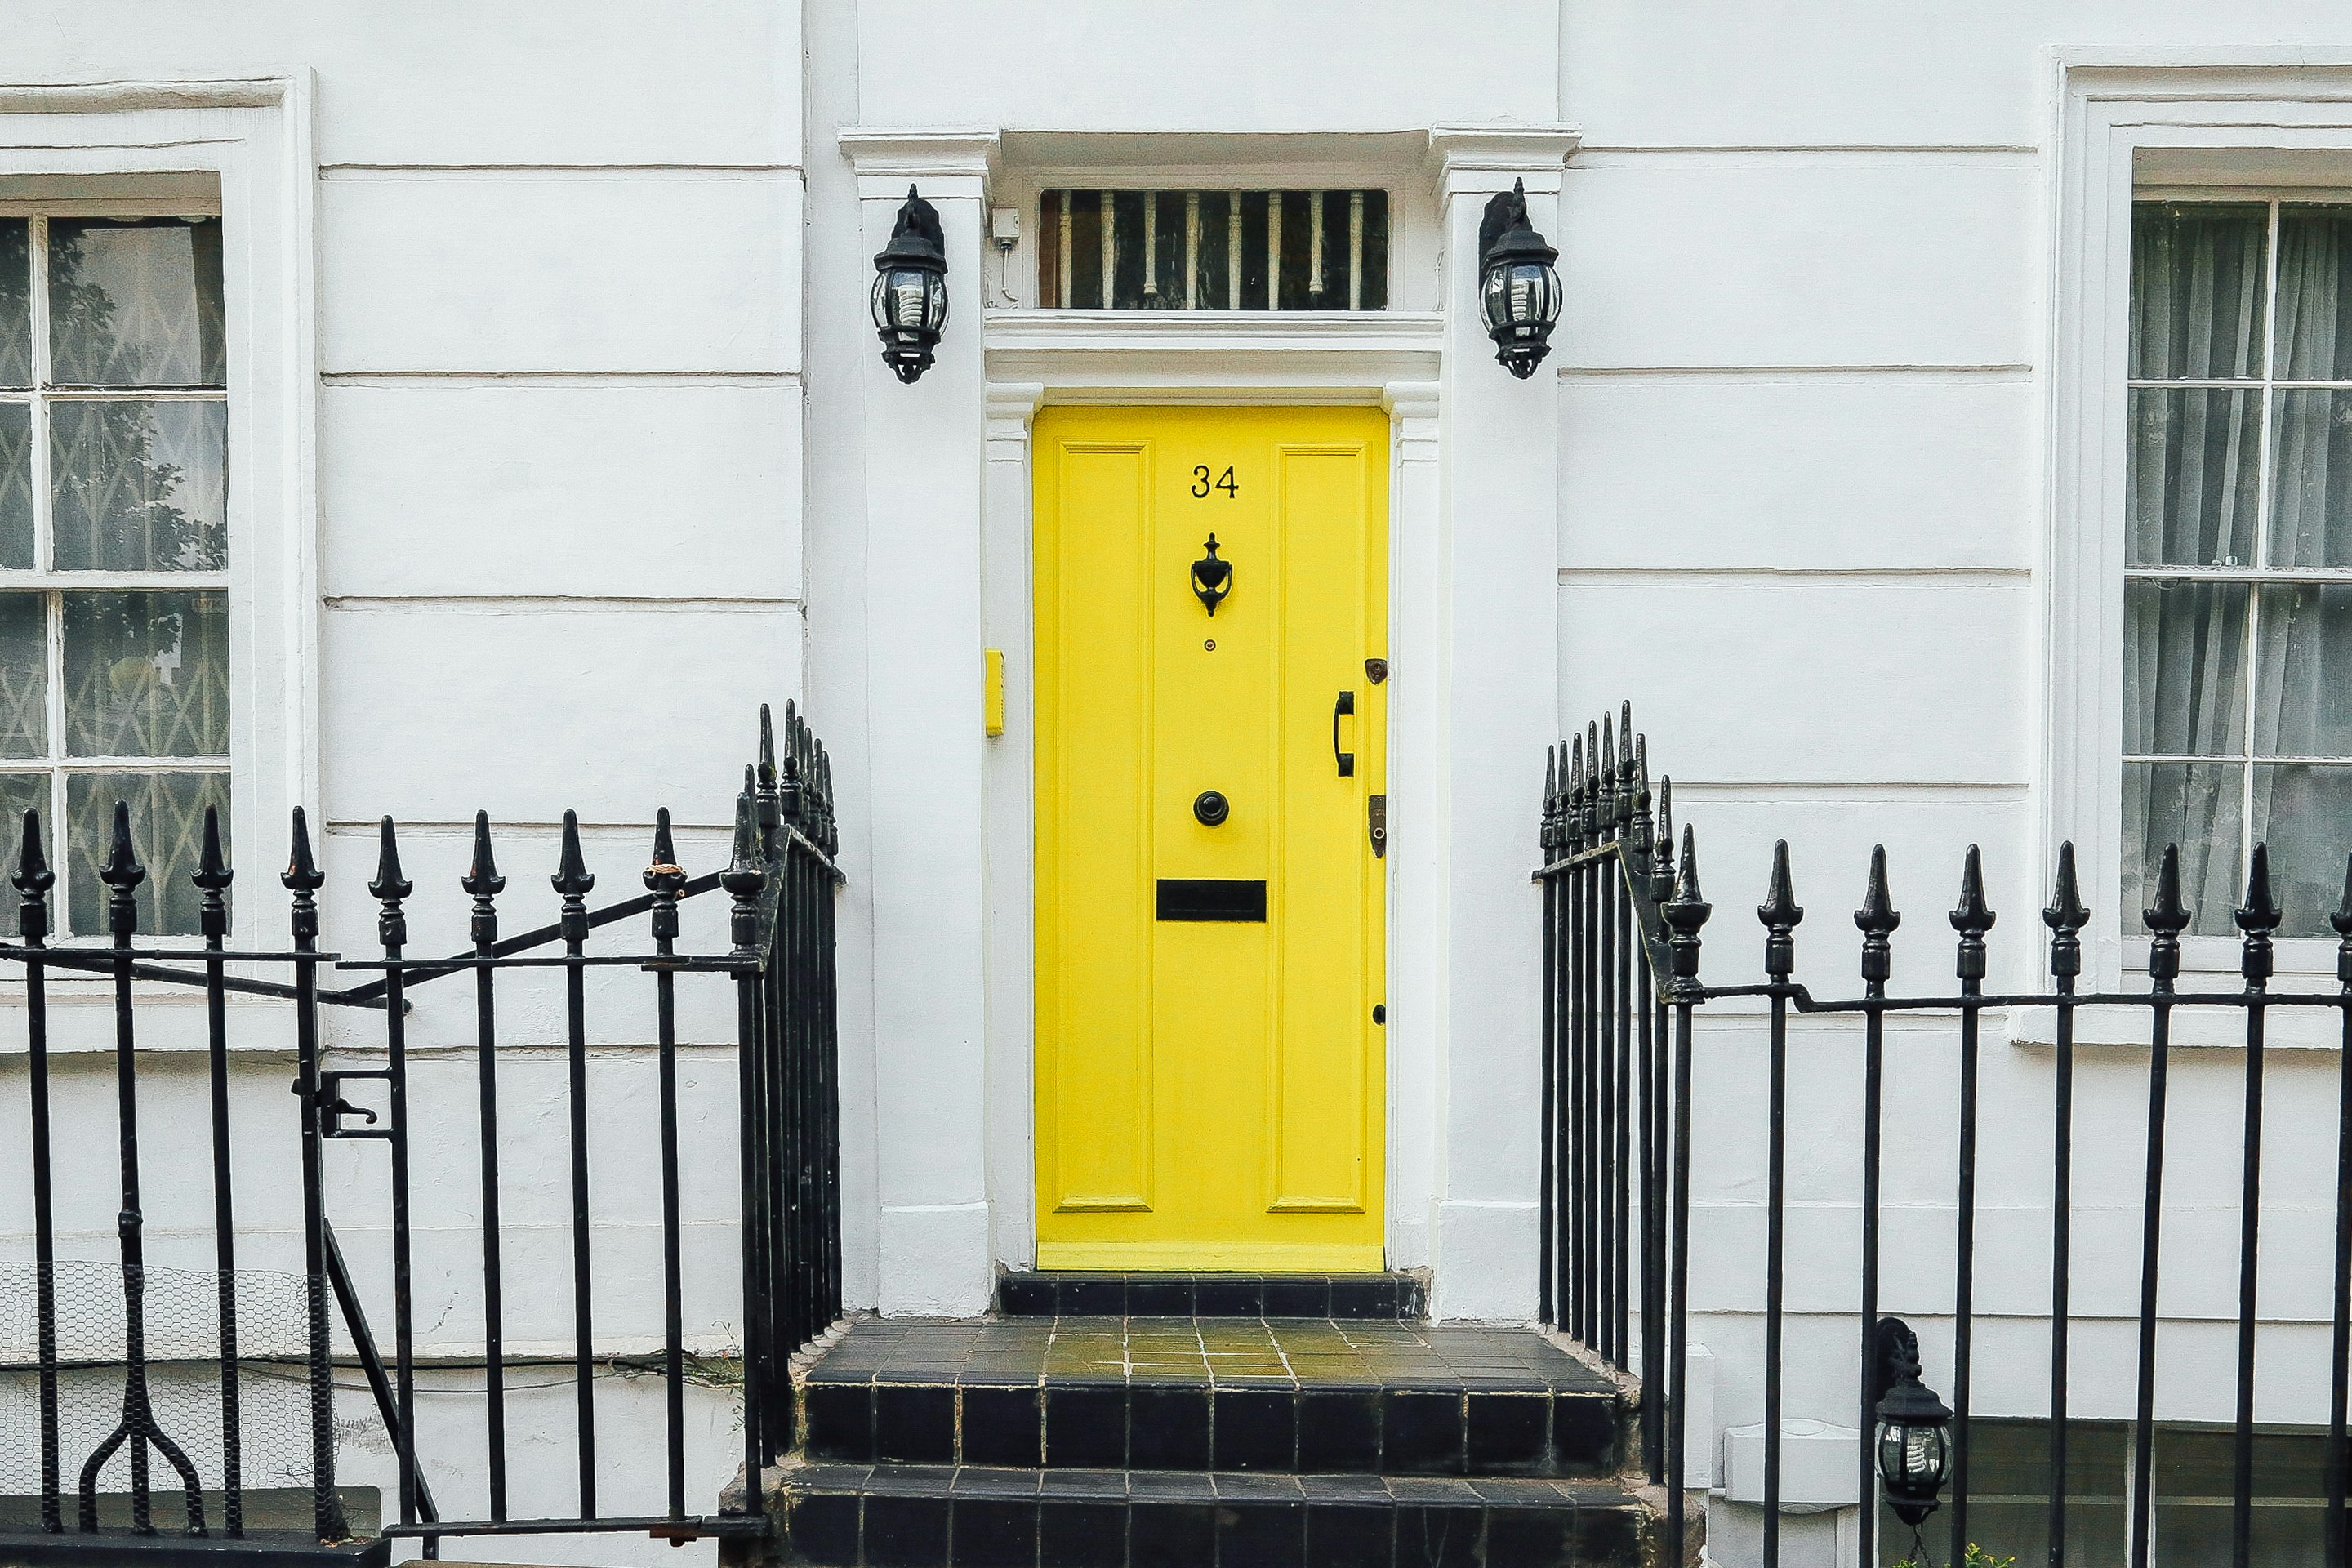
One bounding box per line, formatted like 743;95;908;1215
1869;1317;1954;1530
1477;176;1562;379
871;185;949;384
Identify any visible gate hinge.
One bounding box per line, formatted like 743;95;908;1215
1369;794;1387;858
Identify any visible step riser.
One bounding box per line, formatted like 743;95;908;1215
802;1383;1619;1478
996;1273;1426;1321
782;1484;1643;1568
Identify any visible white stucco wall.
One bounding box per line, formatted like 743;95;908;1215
4;4;2352;1563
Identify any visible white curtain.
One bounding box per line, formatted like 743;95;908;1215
2126;203;2352;938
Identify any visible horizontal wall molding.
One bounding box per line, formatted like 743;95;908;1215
1659;778;2030;795
1558;565;2031;584
325;595;800;612
1557;363;2034;381
321;369;800;385
1570;146;2038;164
321;163;801;180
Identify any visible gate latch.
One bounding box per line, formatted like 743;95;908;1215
1368;794;1387;858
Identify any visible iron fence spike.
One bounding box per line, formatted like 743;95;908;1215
369;817;412;903
1759;838;1802;978
461;810;506;898
2236;841;2282;934
192;804;232;893
2044;841;2089;934
12;807;51;892
1855;844;1900;936
551;809;596;898
2335;853;2352;939
281;806;322;892
2144;844;2189;936
759;703;777;790
1949;844;1993;934
102;800;146;890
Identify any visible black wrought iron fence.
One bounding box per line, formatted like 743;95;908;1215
1538;702;2352;1568
2;702;842;1561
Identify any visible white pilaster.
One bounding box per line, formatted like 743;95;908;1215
1382;380;1444;1273
844;128;1000;1316
1424;124;1579;1319
982;380;1044;1272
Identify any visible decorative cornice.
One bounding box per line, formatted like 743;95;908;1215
840;127;1000;180
0;76;299;114
984;310;1443;355
1426;122;1581;198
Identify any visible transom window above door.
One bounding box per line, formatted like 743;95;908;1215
2125;199;2352;938
1038;189;1390;311
0;212;229;938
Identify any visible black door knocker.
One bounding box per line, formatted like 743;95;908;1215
1191;535;1232;616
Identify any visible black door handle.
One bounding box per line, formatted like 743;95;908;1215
1332;690;1355;777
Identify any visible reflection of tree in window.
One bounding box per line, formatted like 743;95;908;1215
47;219;226;573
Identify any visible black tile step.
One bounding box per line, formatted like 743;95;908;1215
800;1319;1621;1479
773;1460;1650;1568
996;1272;1425;1321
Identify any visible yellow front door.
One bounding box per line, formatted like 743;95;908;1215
1033;404;1388;1271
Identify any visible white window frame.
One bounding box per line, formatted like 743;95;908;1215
2050;53;2352;993
0;78;318;1008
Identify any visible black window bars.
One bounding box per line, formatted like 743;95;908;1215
1538;701;2352;1568
2;702;841;1557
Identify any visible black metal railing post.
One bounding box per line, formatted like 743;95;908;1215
2132;846;2188;1568
724;777;773;1521
1855;844;1898;1568
194;809;243;1539
2231;846;2281;1568
1757;840;1802;1568
1661;825;1709;1568
462;811;510;1521
284;808;345;1544
1945;844;1993;1568
2043;844;2087;1568
370;819;420;1537
553;811;600;1518
647;808;692;1522
16;810;61;1536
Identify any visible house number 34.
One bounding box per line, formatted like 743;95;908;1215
1192;465;1239;498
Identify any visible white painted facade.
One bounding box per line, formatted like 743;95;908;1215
2;6;2352;1565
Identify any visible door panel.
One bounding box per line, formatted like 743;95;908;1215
1034;406;1387;1271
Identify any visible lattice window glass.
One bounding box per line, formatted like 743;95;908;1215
2124;200;2352;938
1037;189;1388;310
0;211;229;938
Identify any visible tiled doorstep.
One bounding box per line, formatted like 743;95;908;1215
776;1462;1648;1568
799;1321;1621;1479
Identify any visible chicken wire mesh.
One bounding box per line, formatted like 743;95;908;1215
0;1259;326;1516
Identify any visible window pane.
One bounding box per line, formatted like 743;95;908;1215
0;773;47;870
2127;386;2262;565
64;769;226;938
2254;583;2352;756
2124;759;2244;936
2278;203;2352;381
61;590;229;759
2131;203;2269;381
2254;765;2352;938
50;399;227;572
2270;388;2352;566
0;592;44;757
2155;1429;2328;1568
2124;580;2248;755
0;401;31;569
0;218;29;389
47;216;226;388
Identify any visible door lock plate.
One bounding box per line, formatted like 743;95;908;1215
1368;793;1387;858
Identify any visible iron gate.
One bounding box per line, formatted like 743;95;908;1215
2;703;840;1562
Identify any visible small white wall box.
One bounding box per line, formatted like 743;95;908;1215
991;206;1020;245
1722;1420;1860;1512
